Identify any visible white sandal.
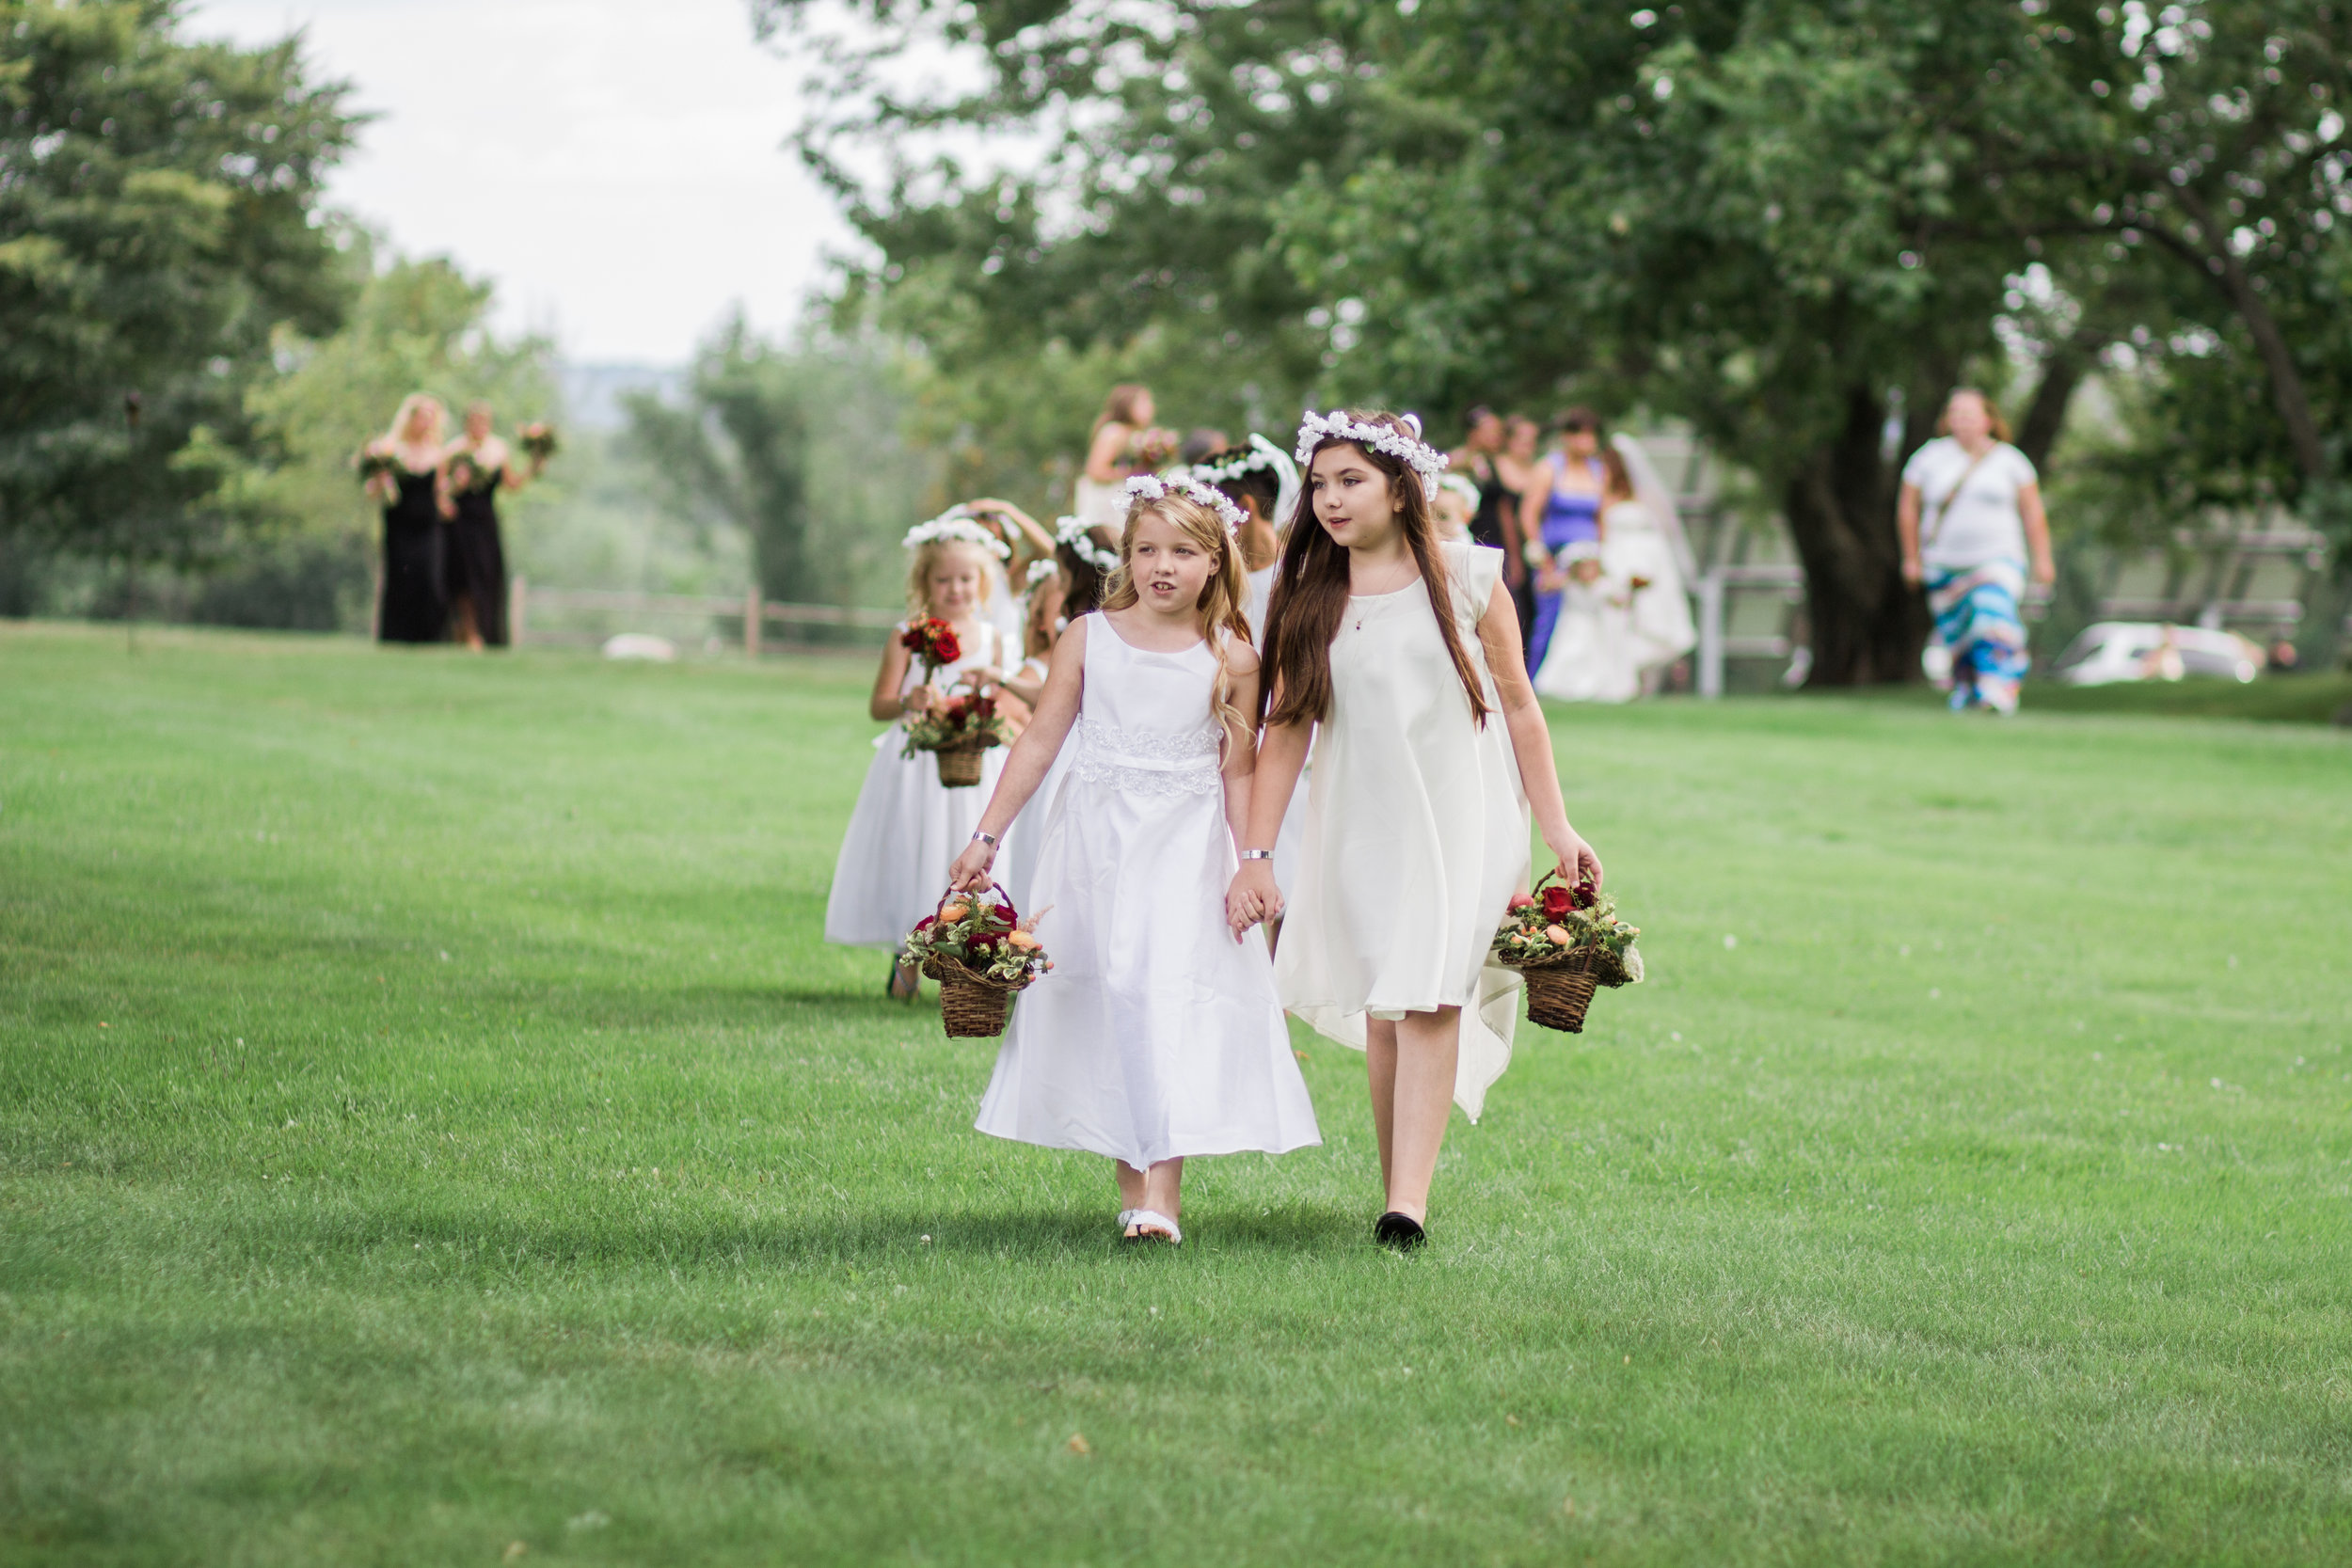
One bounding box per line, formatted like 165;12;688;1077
1118;1208;1182;1246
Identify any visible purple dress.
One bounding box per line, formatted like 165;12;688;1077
1526;457;1602;673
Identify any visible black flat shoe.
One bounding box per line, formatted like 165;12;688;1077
1374;1211;1426;1250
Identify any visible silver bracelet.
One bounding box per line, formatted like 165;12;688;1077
971;831;998;847
1239;848;1275;861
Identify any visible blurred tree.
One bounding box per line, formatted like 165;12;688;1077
771;0;2352;681
0;0;360;585
623;312;932;608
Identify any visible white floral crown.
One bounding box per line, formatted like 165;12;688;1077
1124;471;1248;537
1054;514;1121;575
900;504;1011;560
1437;471;1483;510
1025;557;1059;587
1294;409;1446;499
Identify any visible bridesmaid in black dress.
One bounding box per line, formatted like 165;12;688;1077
365;394;451;643
441;404;546;649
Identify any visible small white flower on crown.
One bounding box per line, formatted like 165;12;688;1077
1054;514;1122;575
1025;557;1060;587
1294;409;1447;499
1123;471;1248;537
900;503;1012;560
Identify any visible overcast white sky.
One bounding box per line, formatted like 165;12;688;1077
190;0;857;365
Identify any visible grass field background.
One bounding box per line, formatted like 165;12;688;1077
4;620;2349;1566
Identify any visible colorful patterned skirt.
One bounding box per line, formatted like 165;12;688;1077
1927;559;2029;713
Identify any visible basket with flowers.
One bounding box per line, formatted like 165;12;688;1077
518;421;560;464
898;617;1008;785
1490;869;1644;1033
903;883;1051;1037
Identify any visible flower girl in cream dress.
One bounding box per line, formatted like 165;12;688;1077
1228;411;1605;1251
948;476;1319;1245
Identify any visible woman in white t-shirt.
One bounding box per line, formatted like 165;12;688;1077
1898;388;2056;714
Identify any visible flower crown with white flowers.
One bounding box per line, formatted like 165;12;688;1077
1054;514;1121;576
1294;409;1447;499
1025;557;1060;587
901;504;1011;560
1123;471;1248;538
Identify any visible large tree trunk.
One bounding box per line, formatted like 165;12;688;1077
1785;383;1928;686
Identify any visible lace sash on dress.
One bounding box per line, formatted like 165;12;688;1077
1071;714;1221;797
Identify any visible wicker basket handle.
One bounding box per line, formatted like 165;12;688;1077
932;880;1021;925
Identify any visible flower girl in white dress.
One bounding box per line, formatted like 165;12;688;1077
948;475;1320;1245
824;515;1017;998
1229;410;1605;1251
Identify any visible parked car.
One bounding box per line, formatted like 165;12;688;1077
2047;622;2265;687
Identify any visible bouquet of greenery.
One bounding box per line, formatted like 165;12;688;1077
1490;870;1643;1032
518;422;560;463
903;884;1051;1037
354;441;399;485
446;450;495;493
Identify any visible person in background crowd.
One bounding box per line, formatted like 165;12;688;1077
440;403;547;651
365;394;451;645
1075;385;1174;531
1492;414;1545;643
1898;388;2055;715
1518;407;1613;673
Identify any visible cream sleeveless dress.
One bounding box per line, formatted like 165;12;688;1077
974;614;1320;1168
1274;541;1530;1121
822;622;1014;949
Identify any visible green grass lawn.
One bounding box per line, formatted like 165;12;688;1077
4;620;2349;1567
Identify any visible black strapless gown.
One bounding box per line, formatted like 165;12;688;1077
446;470;509;645
379;470;448;643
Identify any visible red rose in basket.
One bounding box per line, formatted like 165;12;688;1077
1492;869;1643;1034
903;883;1051;1037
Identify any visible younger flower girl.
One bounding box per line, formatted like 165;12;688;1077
947;476;1319;1244
825;514;1018;998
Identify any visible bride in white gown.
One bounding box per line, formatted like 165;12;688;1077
1532;432;1696;703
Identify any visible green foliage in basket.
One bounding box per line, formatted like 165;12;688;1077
1492;878;1644;983
900;689;1013;758
903;889;1050;986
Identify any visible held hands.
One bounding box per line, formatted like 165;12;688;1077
903;683;943;716
1224;861;1283;942
946;837;996;893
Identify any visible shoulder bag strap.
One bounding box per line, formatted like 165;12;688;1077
1921;446;1995;549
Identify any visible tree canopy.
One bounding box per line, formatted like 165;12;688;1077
0;0;359;570
773;0;2352;680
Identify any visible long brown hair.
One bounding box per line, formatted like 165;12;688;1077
1097;491;1255;752
1261;410;1491;730
1090;383;1152;438
1021;523;1120;658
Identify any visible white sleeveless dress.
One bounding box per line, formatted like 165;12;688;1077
1274;541;1530;1121
974;615;1321;1168
823;623;1014;950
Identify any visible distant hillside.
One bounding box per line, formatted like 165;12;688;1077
555;362;686;432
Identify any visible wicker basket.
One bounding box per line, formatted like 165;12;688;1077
933;742;986;788
920;954;1033;1037
1502;947;1618;1033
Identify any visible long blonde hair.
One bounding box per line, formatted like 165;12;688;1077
1097;491;1254;752
385;393;446;448
903;537;996;620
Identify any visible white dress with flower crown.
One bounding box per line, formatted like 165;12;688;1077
974;614;1321;1168
824;622;1015;950
1273;541;1530;1121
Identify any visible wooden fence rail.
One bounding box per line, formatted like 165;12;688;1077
508;579;901;654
